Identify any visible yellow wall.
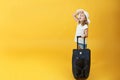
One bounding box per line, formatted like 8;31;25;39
0;0;120;80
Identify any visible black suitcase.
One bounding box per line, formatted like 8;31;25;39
72;36;91;80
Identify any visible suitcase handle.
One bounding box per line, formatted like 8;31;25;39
77;36;86;49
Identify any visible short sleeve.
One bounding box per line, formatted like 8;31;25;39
83;24;88;29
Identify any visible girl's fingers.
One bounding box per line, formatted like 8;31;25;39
76;9;84;13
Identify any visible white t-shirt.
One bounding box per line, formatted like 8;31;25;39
74;24;88;44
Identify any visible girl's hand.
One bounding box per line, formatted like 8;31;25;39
76;9;84;14
83;28;88;38
73;9;84;23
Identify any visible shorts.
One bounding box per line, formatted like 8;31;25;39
78;43;87;49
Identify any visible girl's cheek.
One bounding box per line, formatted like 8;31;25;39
78;16;80;18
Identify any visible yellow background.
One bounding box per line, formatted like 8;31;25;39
0;0;120;80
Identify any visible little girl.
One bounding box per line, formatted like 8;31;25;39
73;9;90;49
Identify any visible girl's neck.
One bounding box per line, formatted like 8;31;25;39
78;22;84;26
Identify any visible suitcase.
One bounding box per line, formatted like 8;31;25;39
72;36;91;80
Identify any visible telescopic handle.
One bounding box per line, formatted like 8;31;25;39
77;36;86;49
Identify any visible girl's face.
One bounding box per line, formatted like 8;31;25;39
78;13;86;22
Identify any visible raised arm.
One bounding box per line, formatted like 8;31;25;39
73;11;79;22
73;9;84;23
